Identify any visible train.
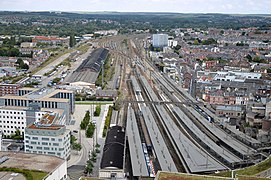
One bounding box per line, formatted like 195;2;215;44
193;104;214;123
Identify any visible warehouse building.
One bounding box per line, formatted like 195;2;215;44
68;48;109;89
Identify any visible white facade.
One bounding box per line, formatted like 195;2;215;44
24;110;70;160
168;40;178;47
198;71;262;82
99;169;124;179
152;34;168;48
45;160;68;180
0;107;27;135
24;127;70;160
0;106;65;136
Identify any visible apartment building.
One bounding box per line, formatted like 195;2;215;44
24;110;70;160
152;34;169;48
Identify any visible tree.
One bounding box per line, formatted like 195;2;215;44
21;63;29;70
246;54;252;61
10;36;16;46
86;122;95;138
16;58;23;65
73;143;82;151
69;34;76;47
10;48;20;57
80;121;87;130
94;105;101;116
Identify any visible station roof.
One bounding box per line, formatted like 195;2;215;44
69;48;109;84
126;106;149;177
100;126;125;169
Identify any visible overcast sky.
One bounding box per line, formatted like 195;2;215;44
0;0;270;14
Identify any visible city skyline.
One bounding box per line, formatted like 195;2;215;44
0;0;271;14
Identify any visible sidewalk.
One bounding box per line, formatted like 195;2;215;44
68;149;83;168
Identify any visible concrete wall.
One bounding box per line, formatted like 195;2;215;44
45;160;68;180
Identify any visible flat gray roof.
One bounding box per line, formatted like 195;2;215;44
156;105;226;173
0;152;64;173
202;106;261;145
131;76;141;93
188;106;256;156
141;106;178;172
173;106;241;164
69;70;98;84
216;105;242;112
153;73;174;93
126;106;149;177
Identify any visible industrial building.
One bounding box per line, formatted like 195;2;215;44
68;48;109;88
152;34;169;48
99;126;125;179
24;109;70;160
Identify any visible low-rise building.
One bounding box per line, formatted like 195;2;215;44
215;105;243;118
32;36;69;46
0;84;21;96
24;109;70;160
99;126;125;179
0;151;68;180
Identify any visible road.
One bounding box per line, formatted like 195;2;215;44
34;52;72;76
67;104;111;178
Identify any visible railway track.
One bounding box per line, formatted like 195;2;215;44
150;68;257;167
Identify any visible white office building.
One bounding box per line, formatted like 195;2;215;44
0;87;75;124
24;110;70;160
0;106;27;135
152;34;169;48
0;103;66;136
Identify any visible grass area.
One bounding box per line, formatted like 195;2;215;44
95;54;115;89
80;177;102;180
76;44;90;54
102;106;113;137
0;167;47;180
213;156;271;177
75;101;114;105
238;176;271;180
32;48;73;75
158;172;233;180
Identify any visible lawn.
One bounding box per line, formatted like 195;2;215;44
157;172;233;180
213;156;271;177
75;101;114;105
0;167;48;180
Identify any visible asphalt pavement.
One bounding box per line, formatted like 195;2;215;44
67;104;110;178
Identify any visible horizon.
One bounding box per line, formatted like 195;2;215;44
1;10;271;16
0;0;271;14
